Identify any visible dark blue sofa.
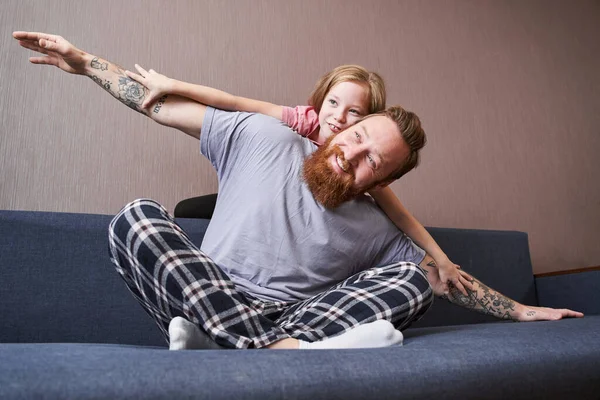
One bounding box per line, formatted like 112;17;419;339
1;209;599;399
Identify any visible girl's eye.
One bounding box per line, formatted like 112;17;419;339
355;132;361;142
328;99;337;106
350;109;361;115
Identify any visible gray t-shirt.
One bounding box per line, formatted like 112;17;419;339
200;107;425;302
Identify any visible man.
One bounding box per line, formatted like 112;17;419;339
13;31;583;351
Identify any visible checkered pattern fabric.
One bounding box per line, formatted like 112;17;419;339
108;199;433;348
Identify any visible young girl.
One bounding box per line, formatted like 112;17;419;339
125;64;470;296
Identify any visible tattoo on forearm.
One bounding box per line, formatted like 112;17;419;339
90;57;108;71
86;57;147;114
153;95;168;114
445;275;517;321
90;75;111;91
117;72;146;111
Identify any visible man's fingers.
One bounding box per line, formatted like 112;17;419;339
14;31;58;42
38;38;59;51
29;56;57;66
13;31;41;40
18;40;49;55
561;309;584;318
19;37;59;54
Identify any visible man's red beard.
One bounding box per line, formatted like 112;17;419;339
303;135;359;209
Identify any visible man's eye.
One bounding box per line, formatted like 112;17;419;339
368;155;376;167
355;132;361;141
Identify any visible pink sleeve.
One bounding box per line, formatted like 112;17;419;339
281;106;320;137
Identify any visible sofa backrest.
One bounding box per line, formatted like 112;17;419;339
0;210;209;346
411;227;538;328
0;210;538;345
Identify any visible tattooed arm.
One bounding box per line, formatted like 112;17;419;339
419;254;584;322
83;55;206;138
13;31;205;139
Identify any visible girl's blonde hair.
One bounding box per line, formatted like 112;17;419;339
307;65;386;115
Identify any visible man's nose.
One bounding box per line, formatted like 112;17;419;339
343;144;364;166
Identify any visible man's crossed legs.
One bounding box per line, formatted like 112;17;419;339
108;199;433;350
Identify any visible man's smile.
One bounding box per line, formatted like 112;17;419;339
337;155;349;172
330;153;350;175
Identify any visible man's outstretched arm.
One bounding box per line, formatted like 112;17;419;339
13;31;205;139
419;255;584;322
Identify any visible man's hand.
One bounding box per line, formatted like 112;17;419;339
13;31;87;75
442;271;585;322
125;64;175;109
514;305;584;322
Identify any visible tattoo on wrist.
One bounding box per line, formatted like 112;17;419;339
90;57;108;71
153;95;168;114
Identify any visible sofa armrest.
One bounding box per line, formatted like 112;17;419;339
535;266;600;315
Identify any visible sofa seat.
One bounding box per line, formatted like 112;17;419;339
2;316;599;400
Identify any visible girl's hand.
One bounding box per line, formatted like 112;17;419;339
125;64;173;109
437;259;474;296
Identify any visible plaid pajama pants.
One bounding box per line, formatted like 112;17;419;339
108;199;434;349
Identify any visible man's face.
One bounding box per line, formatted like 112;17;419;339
303;115;409;208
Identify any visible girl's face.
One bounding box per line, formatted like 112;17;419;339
318;81;370;139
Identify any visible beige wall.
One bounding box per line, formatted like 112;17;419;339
1;0;598;274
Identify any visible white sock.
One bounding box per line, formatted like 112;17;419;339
168;316;225;350
298;320;403;349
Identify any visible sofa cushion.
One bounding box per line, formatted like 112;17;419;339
1;316;598;399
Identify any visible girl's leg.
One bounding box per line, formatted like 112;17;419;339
108;198;291;349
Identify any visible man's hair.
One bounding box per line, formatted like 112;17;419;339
307;65;386;115
364;105;427;182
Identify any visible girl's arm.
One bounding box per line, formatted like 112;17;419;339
125;64;283;120
369;186;472;295
126;65;320;140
